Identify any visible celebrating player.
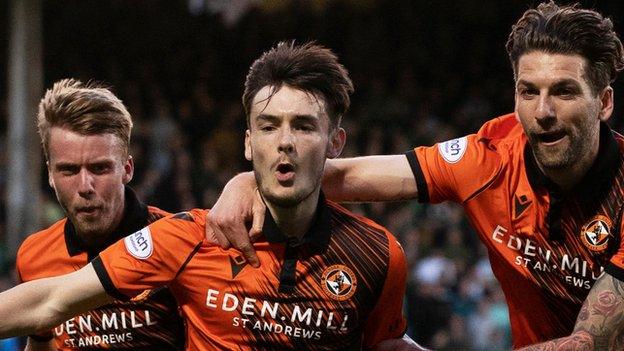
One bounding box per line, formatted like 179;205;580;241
0;42;423;350
206;2;624;349
16;79;184;350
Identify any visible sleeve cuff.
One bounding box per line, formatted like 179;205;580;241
405;150;429;203
92;256;129;301
605;263;624;282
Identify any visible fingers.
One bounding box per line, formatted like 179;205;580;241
204;212;232;248
237;240;260;268
249;188;266;242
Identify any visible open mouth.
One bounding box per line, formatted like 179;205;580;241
275;163;295;182
536;130;566;144
277;163;294;173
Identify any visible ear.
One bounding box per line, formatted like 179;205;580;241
244;130;252;161
47;161;55;189
327;127;346;159
122;155;134;184
599;86;614;122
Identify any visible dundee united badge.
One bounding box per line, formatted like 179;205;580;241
580;215;612;253
321;265;357;301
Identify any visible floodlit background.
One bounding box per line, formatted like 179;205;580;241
1;1;624;349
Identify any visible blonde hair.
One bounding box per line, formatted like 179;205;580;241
37;78;133;159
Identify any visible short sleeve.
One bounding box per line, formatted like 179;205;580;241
93;209;207;300
362;232;408;347
407;133;502;204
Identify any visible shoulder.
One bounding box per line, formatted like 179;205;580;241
327;201;397;243
146;208;208;242
146;205;172;223
17;218;68;281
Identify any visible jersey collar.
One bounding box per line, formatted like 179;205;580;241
262;191;332;251
525;122;621;198
65;186;149;258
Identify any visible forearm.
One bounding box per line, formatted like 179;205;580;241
0;264;110;338
519;273;624;350
0;277;70;337
323;155;418;202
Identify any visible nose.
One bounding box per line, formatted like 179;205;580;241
277;128;295;154
535;94;556;124
77;169;95;198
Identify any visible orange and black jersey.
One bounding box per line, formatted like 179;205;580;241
16;187;185;350
407;113;624;348
93;194;408;350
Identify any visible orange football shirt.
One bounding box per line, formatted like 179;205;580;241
17;188;185;350
408;113;624;348
94;195;407;350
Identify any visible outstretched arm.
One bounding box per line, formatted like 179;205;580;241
206;155;418;264
517;272;624;350
323;155;418;203
0;263;112;338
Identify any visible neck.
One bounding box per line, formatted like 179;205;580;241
264;190;321;240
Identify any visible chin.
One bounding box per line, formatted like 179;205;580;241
264;189;310;208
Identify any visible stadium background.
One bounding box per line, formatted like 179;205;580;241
1;1;624;349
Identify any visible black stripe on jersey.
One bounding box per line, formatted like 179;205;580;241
92;256;128;301
173;212;195;221
174;241;204;279
405;151;429;203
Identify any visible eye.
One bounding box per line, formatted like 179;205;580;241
555;87;577;99
260;125;276;132
518;87;538;99
297;124;315;132
57;165;79;176
90;163;112;174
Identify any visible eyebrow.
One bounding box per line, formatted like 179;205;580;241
53;159;114;168
516;78;582;88
256;114;319;123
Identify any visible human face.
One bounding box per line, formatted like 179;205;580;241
47;127;134;240
514;51;613;173
245;85;345;208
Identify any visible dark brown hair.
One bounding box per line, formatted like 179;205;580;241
37;78;133;160
242;41;354;128
506;1;624;95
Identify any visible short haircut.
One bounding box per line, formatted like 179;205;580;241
37;78;133;160
506;1;624;95
242;41;354;128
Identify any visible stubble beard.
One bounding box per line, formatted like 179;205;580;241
254;170;322;209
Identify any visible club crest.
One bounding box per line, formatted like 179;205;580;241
321;265;357;301
580;215;612;253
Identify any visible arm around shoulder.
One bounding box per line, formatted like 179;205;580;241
323;155;418;203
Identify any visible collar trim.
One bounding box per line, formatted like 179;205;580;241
262;192;332;250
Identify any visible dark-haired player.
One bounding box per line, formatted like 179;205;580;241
207;2;624;349
0;42;423;350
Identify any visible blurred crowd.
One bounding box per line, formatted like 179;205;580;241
2;1;624;349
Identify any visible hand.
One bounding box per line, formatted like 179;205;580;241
205;172;265;267
373;334;431;351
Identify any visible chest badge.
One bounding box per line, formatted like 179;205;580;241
580;215;612;253
321;265;357;301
